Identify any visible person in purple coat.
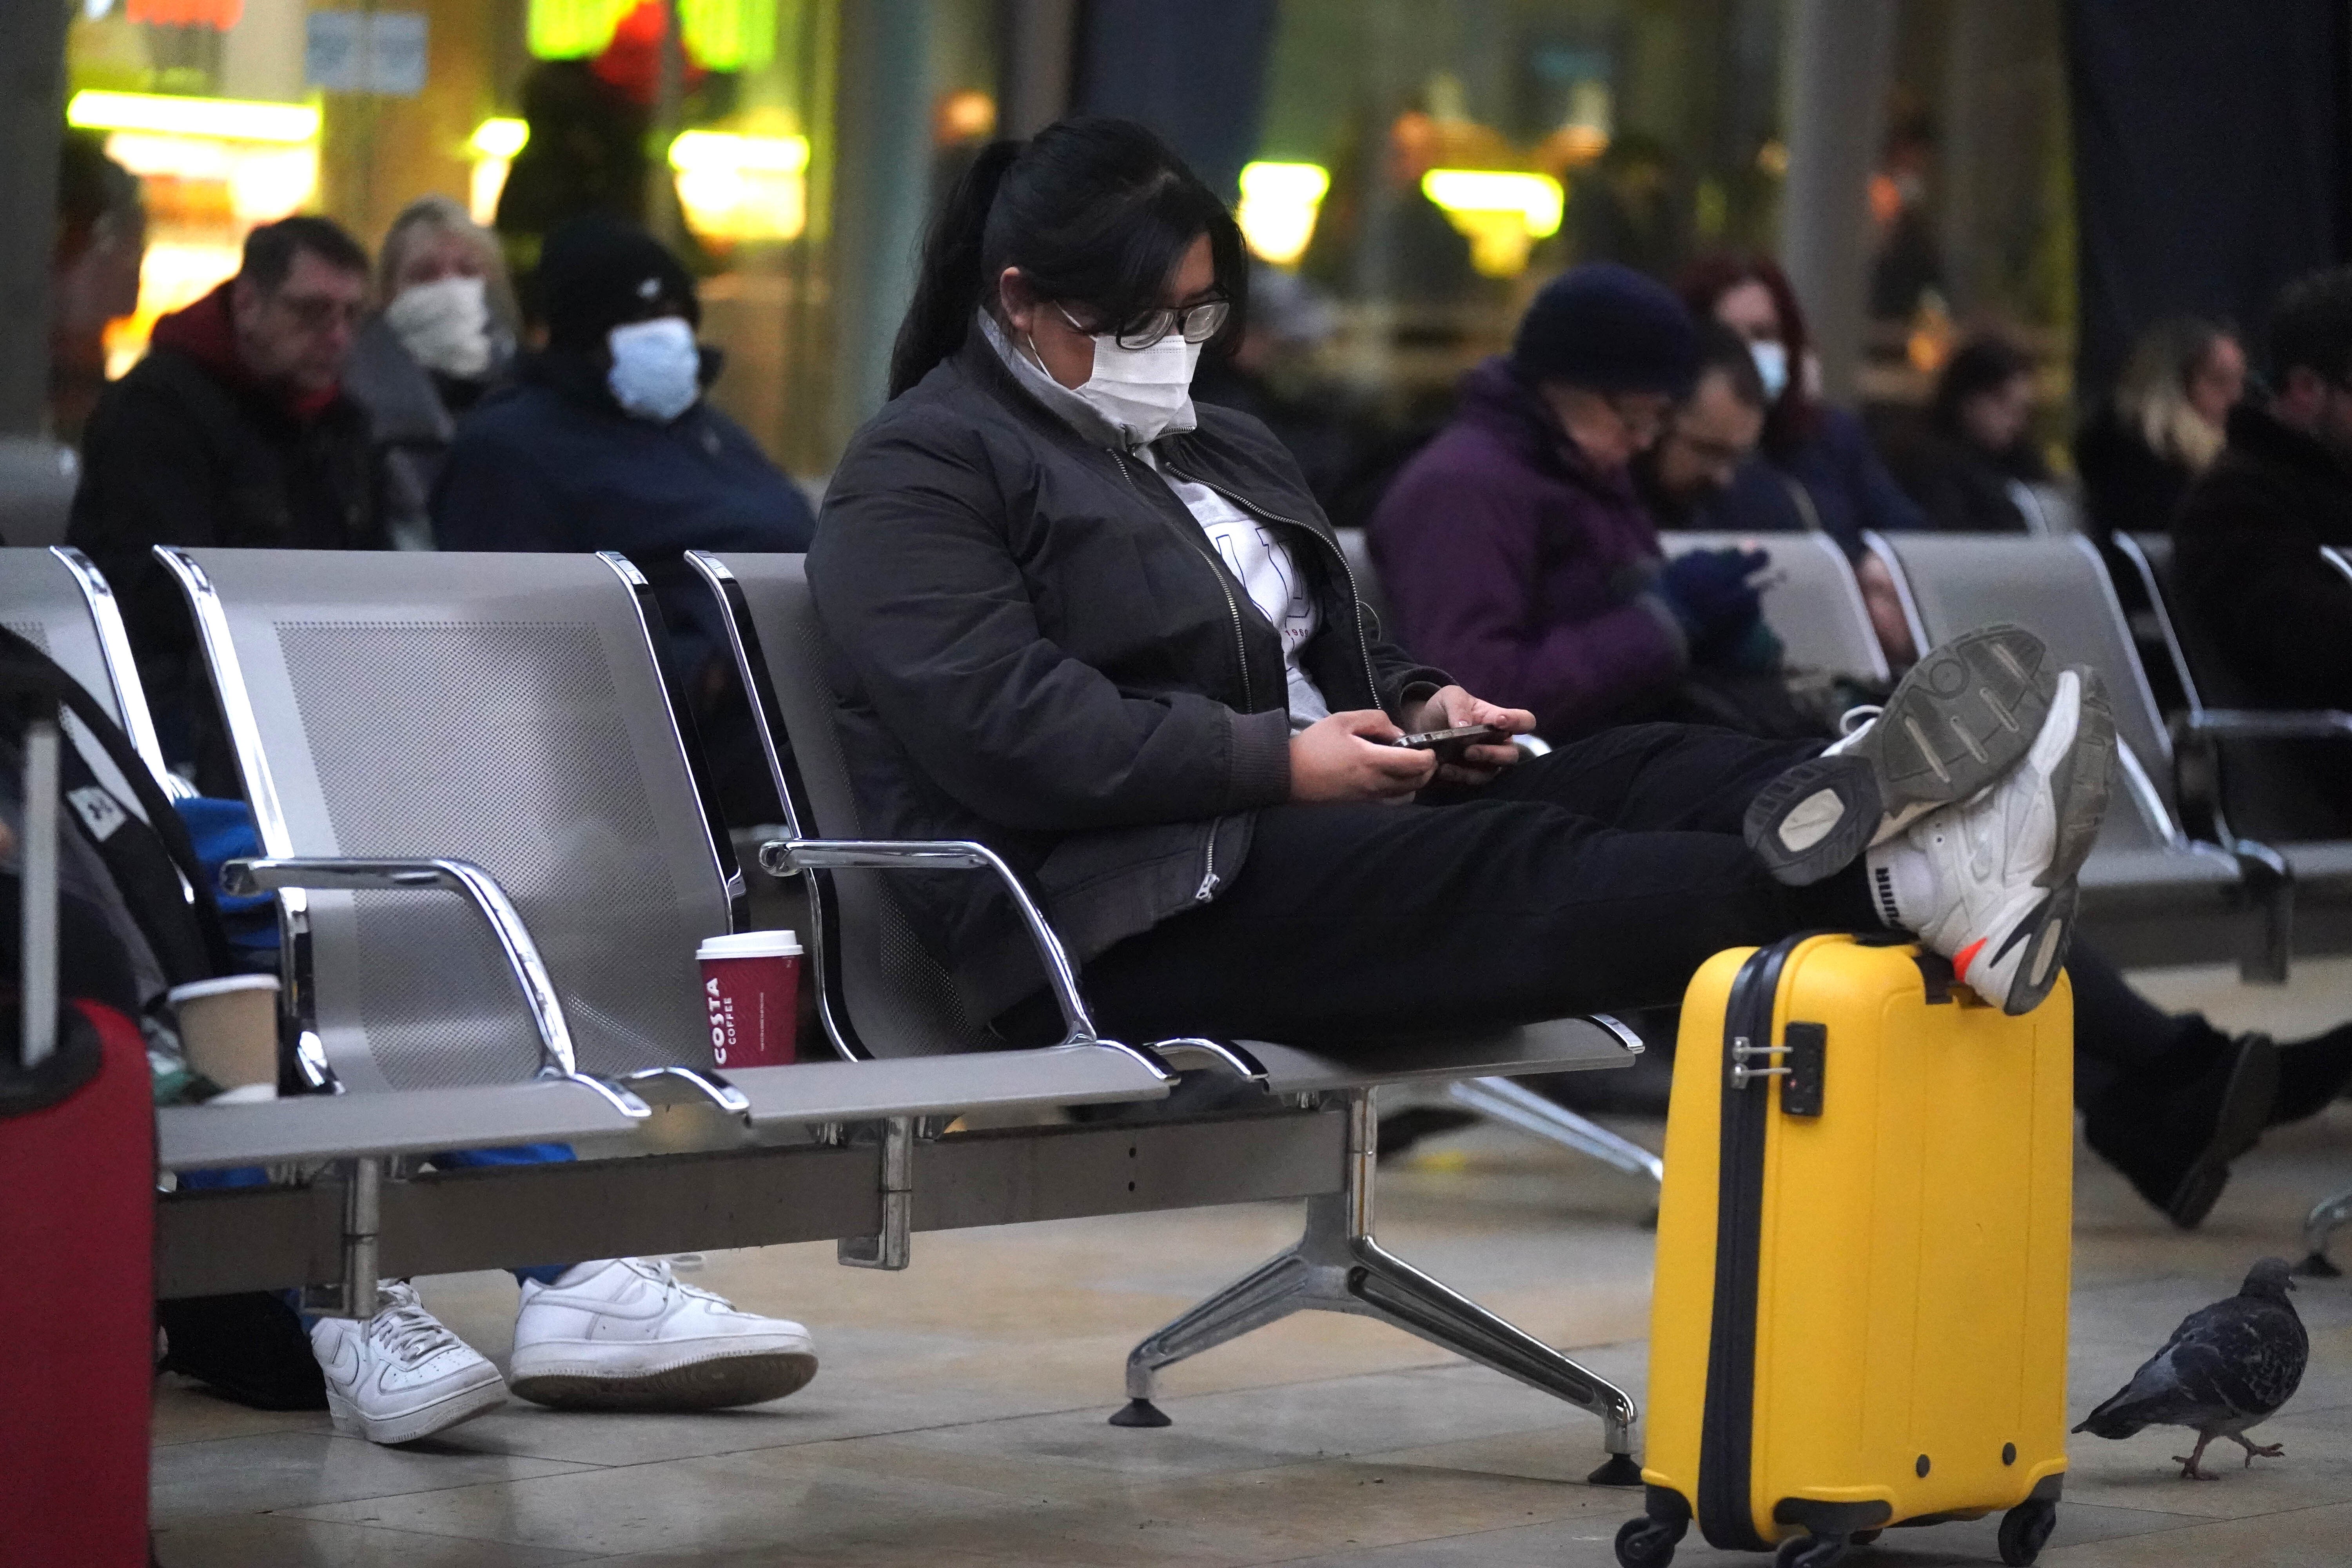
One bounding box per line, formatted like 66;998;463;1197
1369;263;1773;741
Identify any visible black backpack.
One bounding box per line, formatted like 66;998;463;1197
0;628;327;1410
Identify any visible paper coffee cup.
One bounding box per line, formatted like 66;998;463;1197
168;974;281;1098
696;931;803;1068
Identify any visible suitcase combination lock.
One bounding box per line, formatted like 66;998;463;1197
1730;1024;1827;1116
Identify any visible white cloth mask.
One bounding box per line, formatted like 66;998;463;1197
385;275;493;379
607;316;700;422
1749;339;1790;401
1053;308;1202;446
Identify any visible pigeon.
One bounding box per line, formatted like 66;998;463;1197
2073;1258;2307;1480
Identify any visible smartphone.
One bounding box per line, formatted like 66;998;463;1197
1388;723;1503;760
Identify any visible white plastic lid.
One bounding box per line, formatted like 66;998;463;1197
697;929;802;960
167;973;282;1004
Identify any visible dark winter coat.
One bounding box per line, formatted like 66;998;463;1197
809;332;1448;1023
431;350;815;688
2173;403;2352;710
1700;403;1926;558
66;281;381;775
2074;400;2197;544
1366;356;1682;740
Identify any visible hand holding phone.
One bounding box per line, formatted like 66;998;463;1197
1388;723;1503;762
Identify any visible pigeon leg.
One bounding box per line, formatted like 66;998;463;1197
2229;1433;2285;1466
2173;1433;2221;1481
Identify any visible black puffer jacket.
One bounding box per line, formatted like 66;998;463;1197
2173;404;2352;710
809;331;1448;1022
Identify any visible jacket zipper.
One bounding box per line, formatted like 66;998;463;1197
1194;819;1221;902
1112;448;1255;710
1161;456;1383;709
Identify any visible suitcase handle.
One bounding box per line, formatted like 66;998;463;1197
18;701;57;1069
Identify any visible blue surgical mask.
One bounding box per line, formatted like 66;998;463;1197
1749;339;1790;401
607;317;700;422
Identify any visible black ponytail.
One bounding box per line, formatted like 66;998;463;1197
886;116;1247;399
889;140;1023;399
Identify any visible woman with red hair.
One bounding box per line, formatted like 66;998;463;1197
1675;254;1920;660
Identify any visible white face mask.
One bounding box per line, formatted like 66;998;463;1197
385;275;493;379
1749;339;1789;401
606;316;700;422
1051;306;1201;445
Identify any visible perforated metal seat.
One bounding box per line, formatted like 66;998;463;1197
1662;529;1891;682
1864;531;2267;972
154;547;738;1092
2117;532;2352;961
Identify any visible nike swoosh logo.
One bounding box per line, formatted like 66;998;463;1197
1989;896;2052;967
526;1290;670;1321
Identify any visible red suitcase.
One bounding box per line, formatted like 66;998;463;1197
0;707;156;1565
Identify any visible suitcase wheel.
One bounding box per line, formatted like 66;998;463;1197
1773;1535;1849;1568
1998;1498;2058;1566
1612;1514;1686;1568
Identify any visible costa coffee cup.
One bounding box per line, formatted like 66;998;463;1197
696;930;803;1068
168;974;281;1100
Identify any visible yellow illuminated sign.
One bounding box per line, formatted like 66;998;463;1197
470;117;530;160
1419;169;1564;277
1236;161;1329;268
668;131;810;242
67;89;319;145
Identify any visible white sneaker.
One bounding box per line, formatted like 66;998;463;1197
1746;624;2056;885
1866;666;2116;1014
508;1257;819;1411
310;1280;507;1445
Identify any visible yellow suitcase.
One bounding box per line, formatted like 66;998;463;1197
1619;932;2073;1568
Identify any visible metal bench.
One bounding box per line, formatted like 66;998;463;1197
145;547;1177;1319
691;549;1651;1481
1864;531;2270;976
2114;531;2352;965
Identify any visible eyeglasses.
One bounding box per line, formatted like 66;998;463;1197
272;292;365;332
1058;296;1231;351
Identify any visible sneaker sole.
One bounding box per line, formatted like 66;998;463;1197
2036;666;2116;893
1745;624;2054;886
2163;1034;2281;1230
510;1348;818;1412
325;1372;507;1445
1981;881;2080;1015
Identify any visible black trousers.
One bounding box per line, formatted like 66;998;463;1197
1004;724;1877;1054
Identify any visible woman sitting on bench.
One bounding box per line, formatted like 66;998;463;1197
806;116;2113;1061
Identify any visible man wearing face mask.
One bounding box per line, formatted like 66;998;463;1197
1368;263;1777;742
433;216;814;811
346;196;519;550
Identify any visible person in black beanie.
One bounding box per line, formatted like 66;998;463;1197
432;215;815;820
1368;261;1780;742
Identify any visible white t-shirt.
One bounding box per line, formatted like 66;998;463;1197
1161;473;1333;731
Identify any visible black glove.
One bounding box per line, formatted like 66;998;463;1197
1654;547;1770;651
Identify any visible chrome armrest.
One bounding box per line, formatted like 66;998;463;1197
217;857;642;1113
759;836;1107;1055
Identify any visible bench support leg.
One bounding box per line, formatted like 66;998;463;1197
1445;1075;1663;1186
2299;1183;2352;1278
1114;1089;1641;1481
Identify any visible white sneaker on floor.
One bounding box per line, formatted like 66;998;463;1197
1866;666;2116;1014
508;1257;819;1411
310;1280;507;1445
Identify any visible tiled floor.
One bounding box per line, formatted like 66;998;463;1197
151;960;2352;1567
